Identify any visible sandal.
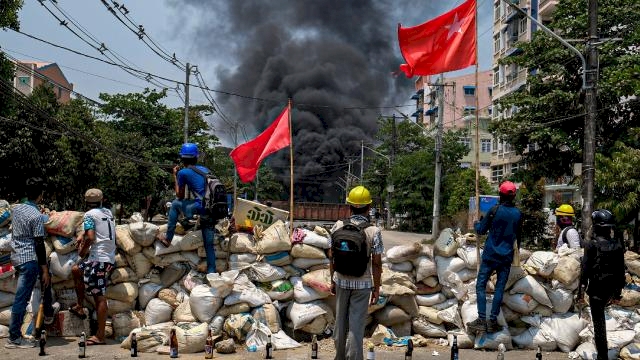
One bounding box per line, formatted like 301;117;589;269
86;336;106;346
69;305;87;320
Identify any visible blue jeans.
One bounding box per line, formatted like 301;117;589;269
166;198;200;242
201;226;217;273
10;261;39;341
476;259;511;322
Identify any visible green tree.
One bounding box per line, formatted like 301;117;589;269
441;168;494;230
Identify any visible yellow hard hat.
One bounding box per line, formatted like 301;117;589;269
346;185;372;207
555;204;575;217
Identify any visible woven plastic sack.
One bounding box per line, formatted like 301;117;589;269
44;211;83;237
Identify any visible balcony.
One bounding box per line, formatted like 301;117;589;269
539;0;558;19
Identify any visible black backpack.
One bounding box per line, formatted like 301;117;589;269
588;236;625;299
189;166;229;220
331;218;371;277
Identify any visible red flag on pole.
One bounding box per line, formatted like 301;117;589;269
398;0;477;77
230;105;291;183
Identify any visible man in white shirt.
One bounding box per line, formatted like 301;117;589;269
555;204;582;249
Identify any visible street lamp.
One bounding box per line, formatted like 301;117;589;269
361;141;393;229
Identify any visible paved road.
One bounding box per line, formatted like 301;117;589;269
0;336;571;360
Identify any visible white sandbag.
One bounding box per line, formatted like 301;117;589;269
189;285;225;323
386;243;422;263
245;262;288;283
290;244;326;259
181;270;206;292
504;266;528;290
301;228;330;249
301;268;331;295
286;301;327;330
138;282;163;308
154;235;184;256
145;298;173;325
539;313;588;352
416;293;446;307
121;326;170;353
155;251;199;268
0;292;13;308
431;298;459;311
229;253;257;264
503;293;539;314
291;257;330;269
546;287;574;313
458;268;476;282
128;222;159;247
49;251;79;280
620;343;640;360
437;304;463;329
127;252;152;280
510;275;554;308
457;245;480;269
251;303;281;334
523;251;559;277
116;225;140;255
434;228;460;257
223;313;255;341
435;256;466;280
173;301;196;323
263;251;292;266
51;235;77;255
179;230;204;251
574;342;619;360
112;311;141;339
608;330;636;350
474;328;513;350
174;322;208;353
390;295;419;317
388;261;413;272
418;306;443;325
380;268;416;296
110;267;138;284
205;270;239;297
412;317;447;337
224;273;271;307
217;303;251;317
258;280;294;301
607;306;640;331
620;288;640;307
229;232;256;253
291;276;327;303
0;233;11;252
448;331;475;349
255;220;290;254
552;256;581;285
413;256;436;282
512;326;557;351
106;282;138;303
0;306;10;326
461;299;507;330
374;305;411;327
271;329;302;350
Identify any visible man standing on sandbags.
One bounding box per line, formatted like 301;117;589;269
158;143;220;274
329;185;384;360
69;189;115;346
578;209;625;360
555;204;582;249
466;181;522;334
6;178;54;349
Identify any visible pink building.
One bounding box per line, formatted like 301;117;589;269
13;60;73;104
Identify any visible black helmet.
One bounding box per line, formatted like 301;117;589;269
592;209;615;227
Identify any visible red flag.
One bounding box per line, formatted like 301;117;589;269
230;105;291;183
398;0;477;77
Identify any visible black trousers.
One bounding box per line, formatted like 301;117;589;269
589;297;608;360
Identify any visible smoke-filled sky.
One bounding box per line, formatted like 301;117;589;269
1;0;493;201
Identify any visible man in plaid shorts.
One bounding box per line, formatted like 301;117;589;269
70;189;115;346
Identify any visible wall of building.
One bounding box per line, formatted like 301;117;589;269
13;61;73;104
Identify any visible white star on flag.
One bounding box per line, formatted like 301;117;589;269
445;13;466;40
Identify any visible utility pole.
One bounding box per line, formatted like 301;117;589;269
582;0;598;239
360;140;364;184
183;63;191;143
432;74;444;237
390;114;397;229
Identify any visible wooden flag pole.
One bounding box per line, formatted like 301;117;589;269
288;99;294;238
474;0;481;275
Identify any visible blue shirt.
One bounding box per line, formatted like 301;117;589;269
10;201;46;266
475;203;522;265
177;165;209;210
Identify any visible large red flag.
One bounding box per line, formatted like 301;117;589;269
398;0;477;77
230;105;291;183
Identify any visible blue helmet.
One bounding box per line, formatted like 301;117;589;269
179;143;199;158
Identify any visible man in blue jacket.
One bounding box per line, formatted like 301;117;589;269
466;181;522;334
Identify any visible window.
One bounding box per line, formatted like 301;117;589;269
519;17;527;34
481;139;492;153
460;162;471;169
488;105;493;115
459;137;471;148
493;68;500;86
494;3;500;21
488;87;493;97
463;86;476;96
18;76;29;85
511;162;522;173
493;137;499;151
493;34;501;53
464;106;476;116
491;165;504;183
480;162;491;169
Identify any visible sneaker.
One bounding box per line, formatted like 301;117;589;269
44;302;61;325
5;337;37;349
487;319;502;333
466;318;487;334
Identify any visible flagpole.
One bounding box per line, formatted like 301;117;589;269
474;0;481;275
288;99;294;238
